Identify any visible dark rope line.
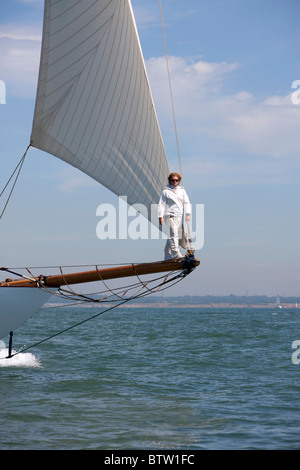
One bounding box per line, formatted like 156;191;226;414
0;144;30;220
5;297;130;359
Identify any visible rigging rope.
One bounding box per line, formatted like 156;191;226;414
0;144;30;220
159;0;183;179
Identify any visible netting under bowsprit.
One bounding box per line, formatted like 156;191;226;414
0;255;200;306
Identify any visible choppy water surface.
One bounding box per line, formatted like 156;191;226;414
1;306;299;449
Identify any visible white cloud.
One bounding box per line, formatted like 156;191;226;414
147;56;239;103
0;24;41;41
18;0;43;3
54;168;98;194
132;5;158;29
146;56;300;187
0;23;42;98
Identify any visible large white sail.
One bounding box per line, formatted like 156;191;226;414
31;0;169;222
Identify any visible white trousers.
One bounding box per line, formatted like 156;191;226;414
164;215;183;260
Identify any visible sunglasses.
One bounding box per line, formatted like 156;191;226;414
171;179;179;182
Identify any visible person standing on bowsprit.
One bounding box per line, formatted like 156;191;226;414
158;172;191;260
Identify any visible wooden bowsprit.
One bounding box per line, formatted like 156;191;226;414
0;254;200;288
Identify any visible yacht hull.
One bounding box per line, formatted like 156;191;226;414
0;287;54;340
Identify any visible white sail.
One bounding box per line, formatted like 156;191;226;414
31;0;169;223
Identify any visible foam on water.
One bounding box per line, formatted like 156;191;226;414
0;345;41;368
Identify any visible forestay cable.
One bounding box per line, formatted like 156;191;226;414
159;0;183;179
2;268;185;360
0;144;30;220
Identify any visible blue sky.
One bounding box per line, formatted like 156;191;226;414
0;0;299;297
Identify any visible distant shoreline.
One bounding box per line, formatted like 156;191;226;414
122;302;298;309
46;294;299;309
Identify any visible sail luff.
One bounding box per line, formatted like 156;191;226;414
127;0;166;167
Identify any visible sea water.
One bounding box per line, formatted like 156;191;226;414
0;305;299;450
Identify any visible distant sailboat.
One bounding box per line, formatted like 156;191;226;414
275;296;282;309
0;0;199;348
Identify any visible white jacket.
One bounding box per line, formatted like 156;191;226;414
158;185;191;218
